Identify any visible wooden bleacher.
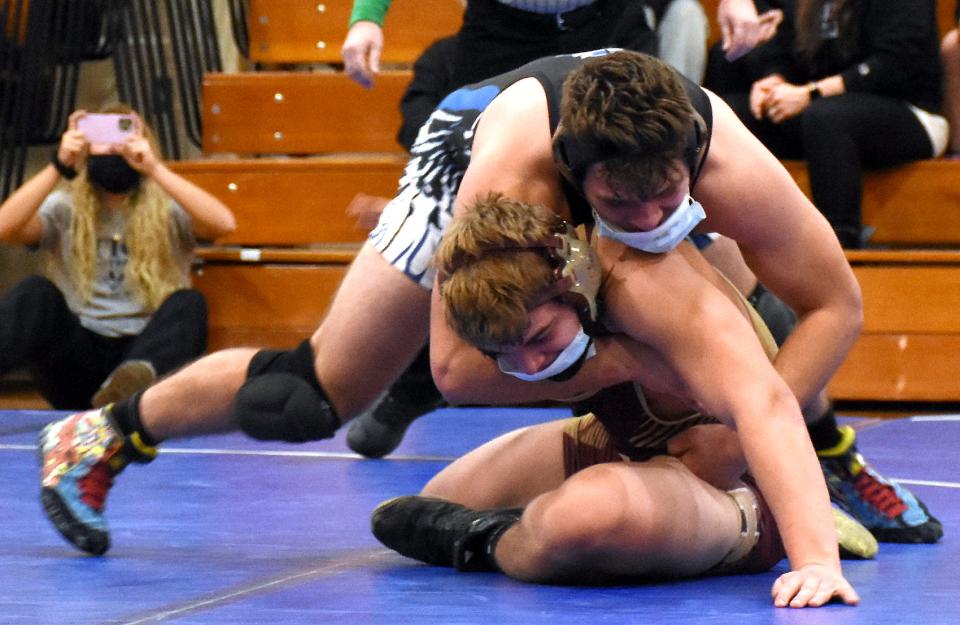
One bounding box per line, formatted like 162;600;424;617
830;250;960;401
170;155;405;246
784;160;960;247
188;68;416;353
169;154;408;351
246;0;463;66
202;71;411;154
177;1;960;403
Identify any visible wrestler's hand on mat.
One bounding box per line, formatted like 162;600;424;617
771;564;860;608
667;424;745;490
342;21;383;88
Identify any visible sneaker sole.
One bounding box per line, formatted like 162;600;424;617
39;487;110;556
871;499;944;544
36;436;110;556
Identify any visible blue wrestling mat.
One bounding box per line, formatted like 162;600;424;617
0;406;957;624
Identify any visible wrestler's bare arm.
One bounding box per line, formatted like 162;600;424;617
694;90;863;410
603;247;856;606
451;78;567;220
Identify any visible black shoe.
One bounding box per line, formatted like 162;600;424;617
347;392;445;458
371;496;522;571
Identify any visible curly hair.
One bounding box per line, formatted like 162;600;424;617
55;103;188;311
435;193;564;352
559;50;696;198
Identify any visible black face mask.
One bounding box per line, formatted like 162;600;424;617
86;155;142;194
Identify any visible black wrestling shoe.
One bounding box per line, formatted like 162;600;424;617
371;496;521;571
346;391;445;458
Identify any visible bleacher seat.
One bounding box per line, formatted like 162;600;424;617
830;250;960;401
171;155;406;246
202;71;412;154
246;0;463;65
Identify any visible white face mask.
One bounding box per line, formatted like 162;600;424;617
593;195;706;254
497;325;597;382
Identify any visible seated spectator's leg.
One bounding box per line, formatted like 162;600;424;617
122;288;208;376
656;0;709;83
941;29;960;153
1;275;111;408
90;288;208;408
802;94;933;248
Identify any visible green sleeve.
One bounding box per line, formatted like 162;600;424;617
349;0;393;27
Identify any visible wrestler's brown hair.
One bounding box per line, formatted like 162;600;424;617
559;50;696;199
434;193;560;352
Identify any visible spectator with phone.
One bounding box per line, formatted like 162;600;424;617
0;105;236;409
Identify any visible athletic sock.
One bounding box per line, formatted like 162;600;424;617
807;407;843;452
107;391;159;447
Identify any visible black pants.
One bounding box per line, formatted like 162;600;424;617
0;275;207;409
454;0;658;91
398;0;658;151
722;91;933;247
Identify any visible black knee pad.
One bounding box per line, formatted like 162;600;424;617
235;340;341;442
748;283;798;348
235;374;341;442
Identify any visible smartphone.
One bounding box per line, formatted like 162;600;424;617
78;114;136;145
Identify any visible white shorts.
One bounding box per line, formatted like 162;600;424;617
369;107;474;289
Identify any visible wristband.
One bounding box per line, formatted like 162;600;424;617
50;149;78;180
807;81;822;100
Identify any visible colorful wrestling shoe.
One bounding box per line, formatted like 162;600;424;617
371;496;521;571
347;391;446;458
38;408;156;555
819;425;943;543
833;507;878;559
91;359;156;409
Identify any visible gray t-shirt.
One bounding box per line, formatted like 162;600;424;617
37;189;196;337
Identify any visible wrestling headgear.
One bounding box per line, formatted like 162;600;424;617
493;220;602;383
533;221;602;330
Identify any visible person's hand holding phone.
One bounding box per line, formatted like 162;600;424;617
113;113;160;176
58;110;92;169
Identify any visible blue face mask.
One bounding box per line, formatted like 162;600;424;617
497;325;596;382
593;195;706;254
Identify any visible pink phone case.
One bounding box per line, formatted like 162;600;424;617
78;114;135;145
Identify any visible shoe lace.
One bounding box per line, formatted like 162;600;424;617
853;470;907;519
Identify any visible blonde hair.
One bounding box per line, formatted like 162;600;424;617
435;193;561;351
54;103;188;311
